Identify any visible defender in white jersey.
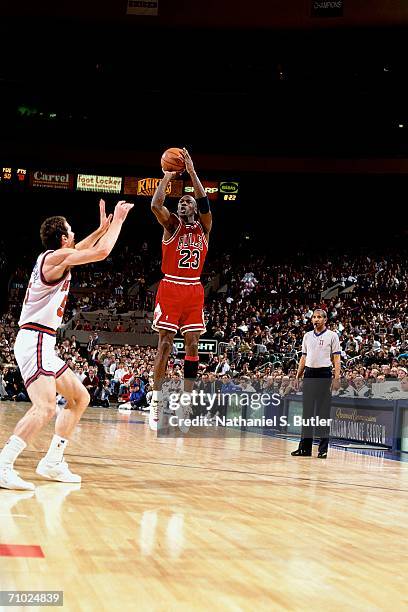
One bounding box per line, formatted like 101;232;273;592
15;252;72;387
0;199;133;490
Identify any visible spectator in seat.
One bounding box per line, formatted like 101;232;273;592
4;367;28;402
70;335;78;350
75;365;87;384
110;362;125;395
82;366;100;406
279;375;295;397
354;375;371;398
220;374;240;394
215;356;231;376
0;366;8;399
119;366;133;396
130;384;146;410
239;376;256;393
114;319;125;332
397;367;407;380
334;379;356;397
95;380;111;408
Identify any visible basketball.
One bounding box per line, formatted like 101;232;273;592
161;147;185;173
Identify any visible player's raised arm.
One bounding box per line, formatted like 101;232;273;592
183;148;212;234
151;172;180;233
75;199;112;251
44;201;133;278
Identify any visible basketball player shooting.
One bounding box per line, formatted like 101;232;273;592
150;148;212;430
0;199;133;490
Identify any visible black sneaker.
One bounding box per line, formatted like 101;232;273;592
291;447;312;457
317;450;327;459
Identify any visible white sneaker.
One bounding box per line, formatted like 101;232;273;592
36;459;81;483
0;465;35;490
176;402;193;434
149;400;163;431
118;402;132;413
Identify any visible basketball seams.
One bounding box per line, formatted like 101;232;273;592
161;148;185;172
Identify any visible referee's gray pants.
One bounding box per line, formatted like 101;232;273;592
300;366;332;453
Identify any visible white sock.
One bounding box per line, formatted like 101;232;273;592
0;435;26;467
44;434;68;464
152;390;162;403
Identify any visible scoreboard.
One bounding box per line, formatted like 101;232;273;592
0;167;27;187
219;181;239;201
0;164;239;201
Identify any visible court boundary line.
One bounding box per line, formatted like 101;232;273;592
20;450;408;494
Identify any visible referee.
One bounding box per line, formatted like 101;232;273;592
291;309;341;459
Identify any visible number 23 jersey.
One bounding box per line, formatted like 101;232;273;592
161;214;208;280
19;250;71;332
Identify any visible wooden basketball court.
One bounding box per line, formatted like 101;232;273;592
1;402;407;611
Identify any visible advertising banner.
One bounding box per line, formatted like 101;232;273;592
30;170;74;190
77;174;122;194
183;181;219;201
287;396;394;446
311;0;343;17
219;181;239;195
219;181;239;200
330;404;394;447
173;338;217;355
127;0;158;16
124;177;183;197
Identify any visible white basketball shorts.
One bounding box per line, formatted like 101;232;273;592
14;323;68;388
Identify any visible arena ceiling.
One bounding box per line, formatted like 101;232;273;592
1;1;408;169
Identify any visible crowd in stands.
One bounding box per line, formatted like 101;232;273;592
204;250;408;373
1;246;408;406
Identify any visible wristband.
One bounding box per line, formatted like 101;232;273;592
197;196;210;214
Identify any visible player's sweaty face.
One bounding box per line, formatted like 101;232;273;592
178;196;195;216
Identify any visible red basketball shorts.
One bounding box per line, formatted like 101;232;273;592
152;278;206;336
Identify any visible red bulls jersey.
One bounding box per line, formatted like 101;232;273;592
162;214;208;283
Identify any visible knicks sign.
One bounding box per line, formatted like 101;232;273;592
124;177;183;197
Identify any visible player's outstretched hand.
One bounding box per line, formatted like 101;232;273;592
183;148;195;174
98;199;113;233
113;201;134;223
